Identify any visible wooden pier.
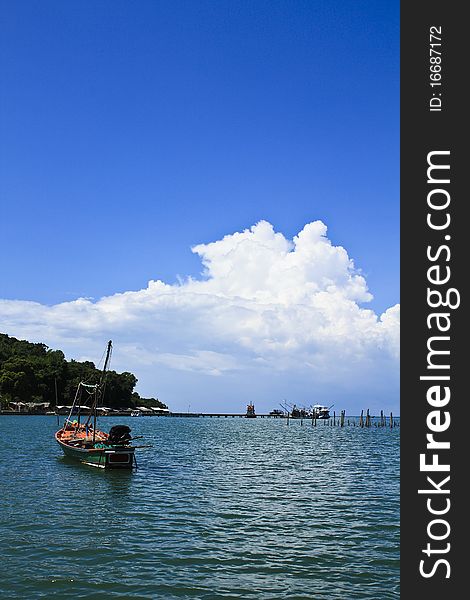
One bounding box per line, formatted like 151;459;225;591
167;412;285;418
165;411;399;427
1;409;400;427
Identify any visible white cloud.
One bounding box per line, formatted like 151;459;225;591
0;220;399;413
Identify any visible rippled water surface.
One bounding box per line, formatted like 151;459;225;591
0;416;399;598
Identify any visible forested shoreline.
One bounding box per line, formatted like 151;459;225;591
0;333;166;410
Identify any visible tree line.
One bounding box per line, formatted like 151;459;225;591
0;333;167;410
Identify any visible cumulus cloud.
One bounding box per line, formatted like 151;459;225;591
0;220;399;412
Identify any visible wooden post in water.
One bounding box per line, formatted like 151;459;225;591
340;410;345;427
287;412;290;426
360;410;364;428
390;412;393;428
366;409;370;427
333;411;336;426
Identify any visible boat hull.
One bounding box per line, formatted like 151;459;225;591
56;433;135;469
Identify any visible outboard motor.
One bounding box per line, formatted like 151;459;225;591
107;425;132;445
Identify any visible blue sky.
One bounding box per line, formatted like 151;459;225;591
1;0;398;311
0;1;399;412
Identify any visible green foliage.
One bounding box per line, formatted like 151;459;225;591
0;333;167;410
132;393;167;409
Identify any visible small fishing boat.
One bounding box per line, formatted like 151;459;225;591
245;402;256;418
55;341;138;469
130;409;142;417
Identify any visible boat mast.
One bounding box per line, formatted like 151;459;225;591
100;340;113;386
92;340;112;442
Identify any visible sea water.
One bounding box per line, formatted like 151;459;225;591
0;416;399;599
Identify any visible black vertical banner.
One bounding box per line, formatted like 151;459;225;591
401;2;465;598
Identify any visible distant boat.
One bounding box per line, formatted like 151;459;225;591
130;410;142;417
245;402;256;418
311;404;332;419
290;405;310;419
280;402;332;419
55;341;139;469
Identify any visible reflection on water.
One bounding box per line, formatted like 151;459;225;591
58;455;134;494
0;415;399;599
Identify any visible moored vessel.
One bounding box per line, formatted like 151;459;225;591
245;402;256;418
311;404;332;419
55;341;138;469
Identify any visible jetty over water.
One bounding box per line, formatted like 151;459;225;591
168;412;284;418
0;407;399;427
166;411;399;427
